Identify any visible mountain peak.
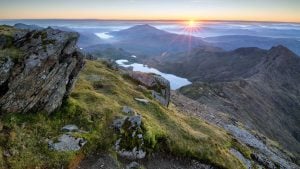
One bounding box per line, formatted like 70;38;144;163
133;24;153;28
269;44;293;53
125;24;167;34
129;24;159;30
268;45;298;59
111;24;168;37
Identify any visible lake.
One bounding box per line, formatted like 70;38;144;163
116;59;191;90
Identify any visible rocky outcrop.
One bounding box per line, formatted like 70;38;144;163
128;71;170;106
113;113;146;160
0;26;84;114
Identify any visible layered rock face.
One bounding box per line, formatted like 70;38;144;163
0;26;84;114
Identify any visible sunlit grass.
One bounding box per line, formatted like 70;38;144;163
0;60;250;168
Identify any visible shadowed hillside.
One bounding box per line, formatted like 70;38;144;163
147;45;300;163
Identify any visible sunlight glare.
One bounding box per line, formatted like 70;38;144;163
188;20;196;27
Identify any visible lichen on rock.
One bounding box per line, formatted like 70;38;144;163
0;26;84;114
113;112;146;160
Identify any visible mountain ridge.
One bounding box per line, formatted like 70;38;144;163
147;45;300;162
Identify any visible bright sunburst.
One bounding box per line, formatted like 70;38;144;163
183;20;200;34
188;20;196;27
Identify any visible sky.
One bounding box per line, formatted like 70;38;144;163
1;0;300;22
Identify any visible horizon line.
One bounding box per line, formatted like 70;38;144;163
0;18;300;24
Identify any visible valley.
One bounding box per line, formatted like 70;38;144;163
0;21;300;169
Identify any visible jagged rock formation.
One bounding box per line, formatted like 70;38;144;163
0;25;84;114
128;71;170;106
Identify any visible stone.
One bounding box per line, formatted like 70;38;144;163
3;150;11;157
225;125;298;169
230;149;252;169
118;148;146;160
113;115;146;160
112;118;126;131
126;161;140;169
0;26;84;114
137;134;143;139
48;134;87;152
135;98;149;104
138;85;147;90
62;124;79;132
152;90;169;106
251;153;276;169
122;106;135;114
128;72;170;106
128;115;142;128
115;138;121;150
0;57;14;87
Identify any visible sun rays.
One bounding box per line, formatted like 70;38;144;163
183;20;201;35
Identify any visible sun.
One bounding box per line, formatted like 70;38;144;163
180;20;201;37
187;20;197;27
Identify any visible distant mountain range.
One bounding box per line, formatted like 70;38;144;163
107;24;209;56
204;35;300;55
13;23;300;57
104;24;300;57
148;45;300;160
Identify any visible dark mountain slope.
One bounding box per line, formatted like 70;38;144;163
149;45;300;160
147;47;267;82
109;24;210;56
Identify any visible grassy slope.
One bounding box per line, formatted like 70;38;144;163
0;25;24;64
0;60;251;169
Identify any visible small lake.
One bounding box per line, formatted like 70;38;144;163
95;32;113;39
116;59;191;90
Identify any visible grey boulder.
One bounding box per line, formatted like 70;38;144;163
0;26;84;114
49;134;87;152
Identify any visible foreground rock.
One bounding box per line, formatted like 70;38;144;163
62;124;79;132
49;124;87;151
0;26;84;114
128;71;170;106
113;114;146;160
122;106;135;115
48;134;87;151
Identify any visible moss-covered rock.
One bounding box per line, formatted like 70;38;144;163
113;114;146;159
